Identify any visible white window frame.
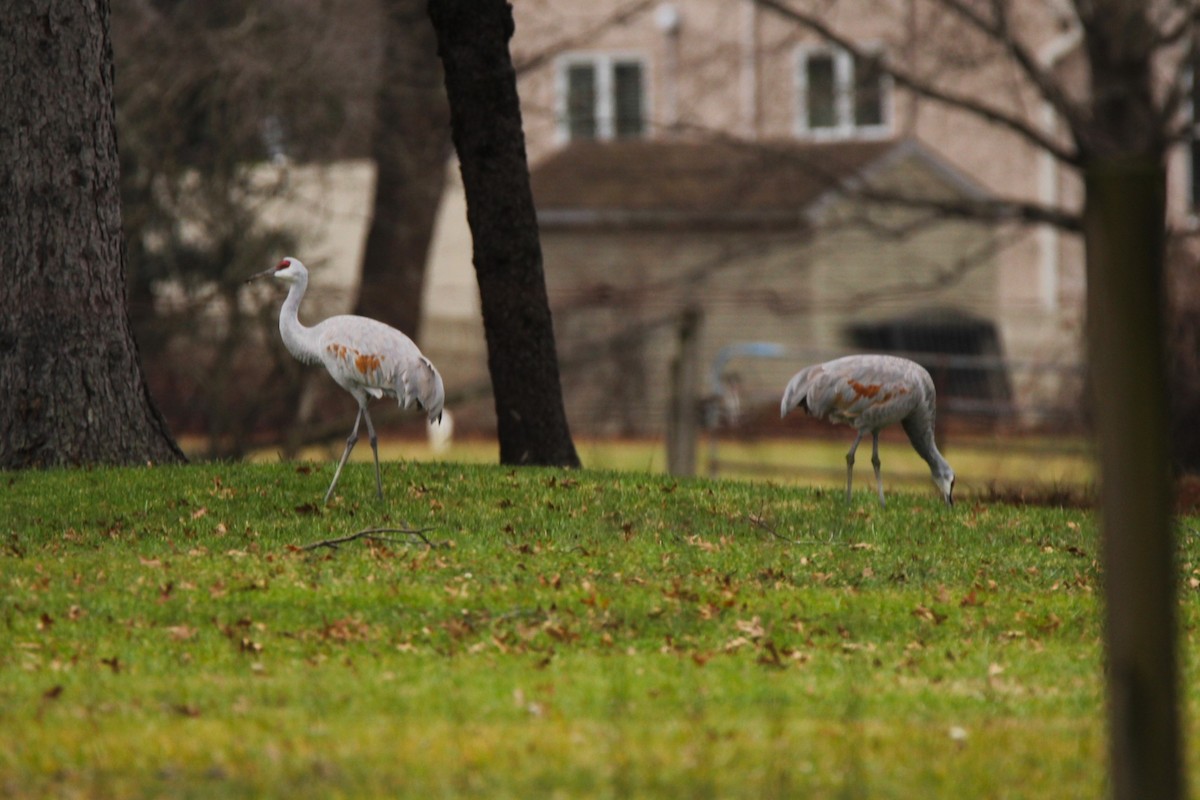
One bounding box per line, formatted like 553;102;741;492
555;53;649;144
794;43;892;141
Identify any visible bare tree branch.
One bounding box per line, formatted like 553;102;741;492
300;526;442;551
711;133;1084;230
751;0;1083;167
849;182;1084;230
513;0;659;75
836;222;1030;308
1153;0;1199;47
1154;20;1198;144
939;0;1090;141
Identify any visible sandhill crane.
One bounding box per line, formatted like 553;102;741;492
248;257;445;504
780;354;954;506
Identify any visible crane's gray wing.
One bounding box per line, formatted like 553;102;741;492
398;355;445;423
782;355;928;427
815;356;928;427
315;317;408;396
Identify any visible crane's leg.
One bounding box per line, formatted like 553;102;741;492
361;405;384;500
871;431;885;507
325;408;365;505
844;431;864;503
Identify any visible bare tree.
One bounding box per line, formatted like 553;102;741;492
112;0;379;457
355;0;452;340
753;0;1184;795
0;0;184;468
428;0;581;467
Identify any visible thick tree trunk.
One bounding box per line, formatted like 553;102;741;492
1082;4;1181;798
1086;160;1181;800
0;0;184;468
427;0;580;467
355;0;451;340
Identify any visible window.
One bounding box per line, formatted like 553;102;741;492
613;62;645;138
797;46;890;139
559;55;646;142
805;53;837;130
566;63;598;140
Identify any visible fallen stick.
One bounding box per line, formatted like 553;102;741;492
301;526;441;551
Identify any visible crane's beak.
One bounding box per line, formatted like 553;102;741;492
245;268;275;284
935;475;955;507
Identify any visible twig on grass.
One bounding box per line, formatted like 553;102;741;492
743;512;806;545
300;526;443;551
742;506;836;546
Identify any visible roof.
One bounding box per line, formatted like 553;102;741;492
530;138;986;230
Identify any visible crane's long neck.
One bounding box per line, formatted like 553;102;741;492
278;274;322;365
902;412;952;480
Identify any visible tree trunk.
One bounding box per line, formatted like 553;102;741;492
0;0;184;468
355;0;451;341
1086;161;1181;800
1082;4;1181;797
427;0;580;467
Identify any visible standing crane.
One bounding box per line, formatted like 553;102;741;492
780;354;954;506
248;257;445;504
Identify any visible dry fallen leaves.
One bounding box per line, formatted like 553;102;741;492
912;605;948;625
166;625;196;641
735;616;766;639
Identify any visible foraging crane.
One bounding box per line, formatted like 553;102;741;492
248;257;444;504
780;354;954;506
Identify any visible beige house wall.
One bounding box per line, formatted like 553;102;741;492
542;226;817;433
252;160;374;317
537;150;1019;433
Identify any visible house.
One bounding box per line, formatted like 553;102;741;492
275;1;1186;436
410;0;1103;434
530;137;1011;434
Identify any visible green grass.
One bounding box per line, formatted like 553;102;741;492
0;459;1193;798
247;431;1094;495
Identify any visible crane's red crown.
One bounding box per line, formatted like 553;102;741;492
275;258;291;271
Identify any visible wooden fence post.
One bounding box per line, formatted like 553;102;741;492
667;307;703;477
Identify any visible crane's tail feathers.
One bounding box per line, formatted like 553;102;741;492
399;356;445;424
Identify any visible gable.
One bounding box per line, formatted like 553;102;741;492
531;138;991;229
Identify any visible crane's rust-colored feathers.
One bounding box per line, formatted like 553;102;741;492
311;315;443;417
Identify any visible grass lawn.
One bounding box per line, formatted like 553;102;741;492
1;458;1193;798
247;431;1095;497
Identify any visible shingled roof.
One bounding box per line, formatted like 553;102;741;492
530;138;910;229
